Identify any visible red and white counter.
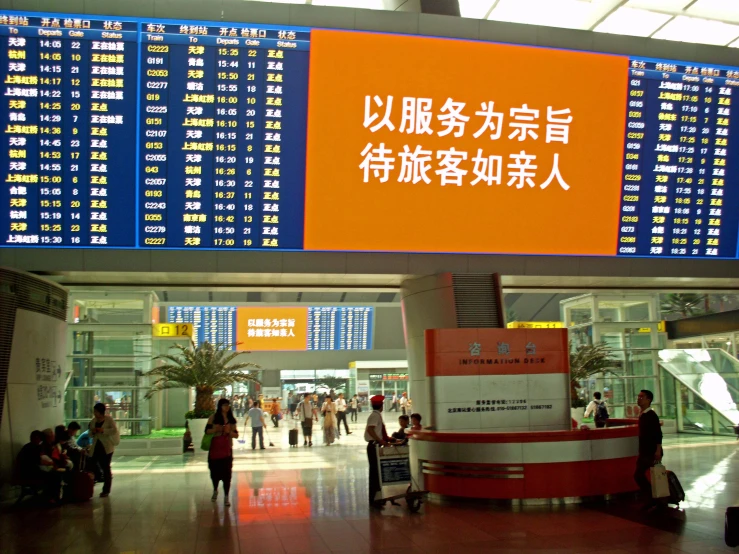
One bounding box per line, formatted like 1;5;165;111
409;425;639;500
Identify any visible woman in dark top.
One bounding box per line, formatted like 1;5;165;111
206;398;239;507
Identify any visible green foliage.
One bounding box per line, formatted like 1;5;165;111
569;341;617;408
660;293;707;318
315;375;348;394
185;409;215;420
145;341;261;413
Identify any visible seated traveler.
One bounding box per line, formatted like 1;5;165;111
63;421;85;469
410;413;423;432
391;415;410;444
53;426;74;471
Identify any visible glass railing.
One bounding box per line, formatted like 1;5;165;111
658;348;739;426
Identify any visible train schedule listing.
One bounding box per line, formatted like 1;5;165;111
138;23;310;249
0;14;138;247
617;59;739;258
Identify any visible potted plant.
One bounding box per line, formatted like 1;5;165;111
145;341;260;452
569;341;617;427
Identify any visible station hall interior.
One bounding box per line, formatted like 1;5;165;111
3;1;739;553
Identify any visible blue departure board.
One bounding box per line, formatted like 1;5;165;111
3;9;739;260
1;12;308;249
307;306;373;351
616;59;739;258
167;305;236;347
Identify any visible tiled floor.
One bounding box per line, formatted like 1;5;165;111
1;421;737;554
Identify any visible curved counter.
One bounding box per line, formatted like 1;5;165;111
409;426;639;500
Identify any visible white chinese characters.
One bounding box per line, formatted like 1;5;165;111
360;95;573;190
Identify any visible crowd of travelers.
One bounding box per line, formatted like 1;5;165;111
16;402;119;505
203;391;422;506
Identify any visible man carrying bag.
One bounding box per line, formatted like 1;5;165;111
634;390;663;510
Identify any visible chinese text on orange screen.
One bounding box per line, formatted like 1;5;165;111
304;30;629;256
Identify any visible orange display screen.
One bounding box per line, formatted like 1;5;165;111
304;30;629;256
236;307;309;351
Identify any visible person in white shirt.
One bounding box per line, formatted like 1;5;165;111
245;401;266;450
584;391;609;428
350;394;359;422
335;393;351;436
399;392;409;415
364;395;387;509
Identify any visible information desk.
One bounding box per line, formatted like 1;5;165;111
409;426;639;500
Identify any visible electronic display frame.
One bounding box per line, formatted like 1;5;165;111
2;9;739;260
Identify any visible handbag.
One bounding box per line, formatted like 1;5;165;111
650;463;670;499
200;432;213;452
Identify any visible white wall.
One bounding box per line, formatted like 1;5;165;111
0;309;67;484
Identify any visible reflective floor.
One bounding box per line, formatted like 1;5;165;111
1;421;737;554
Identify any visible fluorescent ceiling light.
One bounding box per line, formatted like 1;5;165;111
488;0;597;29
687;0;739;24
459;0;495;19
594;6;673;36
312;0;386;8
652;15;739;45
625;0;693;10
729;37;739;47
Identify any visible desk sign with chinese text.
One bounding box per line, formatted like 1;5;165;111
153;323;193;338
425;328;571;433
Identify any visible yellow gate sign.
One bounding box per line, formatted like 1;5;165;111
153;323;194;338
507;321;564;329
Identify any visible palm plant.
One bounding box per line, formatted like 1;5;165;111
660;293;707;318
145;341;260;417
569;341;618;408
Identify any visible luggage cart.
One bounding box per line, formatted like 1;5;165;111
375;444;428;513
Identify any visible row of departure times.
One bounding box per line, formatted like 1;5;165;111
0;20;139;247
617;60;739;258
138;26;310;248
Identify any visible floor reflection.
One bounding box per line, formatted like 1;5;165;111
0;431;736;554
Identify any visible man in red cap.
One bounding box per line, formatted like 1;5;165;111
365;395;387;508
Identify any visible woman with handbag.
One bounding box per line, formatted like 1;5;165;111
205;398;239;506
88;402;120;498
322;396;338;446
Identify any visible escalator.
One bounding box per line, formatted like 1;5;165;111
658;348;739;432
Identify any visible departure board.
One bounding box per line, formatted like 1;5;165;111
616;59;739;257
307;306;374;351
1;12;308;249
167;305;374;351
167;305;236;347
3;9;739;260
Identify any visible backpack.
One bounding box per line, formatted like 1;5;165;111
595;402;609;423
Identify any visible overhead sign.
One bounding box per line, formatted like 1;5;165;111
507;321;564;329
153;323;193;338
2;10;739;259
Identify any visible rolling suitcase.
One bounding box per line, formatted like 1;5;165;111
289;423;299;448
727;506;739;547
68;456;94;502
666;470;685;505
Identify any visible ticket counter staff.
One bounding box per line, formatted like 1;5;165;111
364;395;387;509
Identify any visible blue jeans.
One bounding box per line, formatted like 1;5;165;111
251;426;264;449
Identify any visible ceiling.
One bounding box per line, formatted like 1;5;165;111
251;0;739;47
